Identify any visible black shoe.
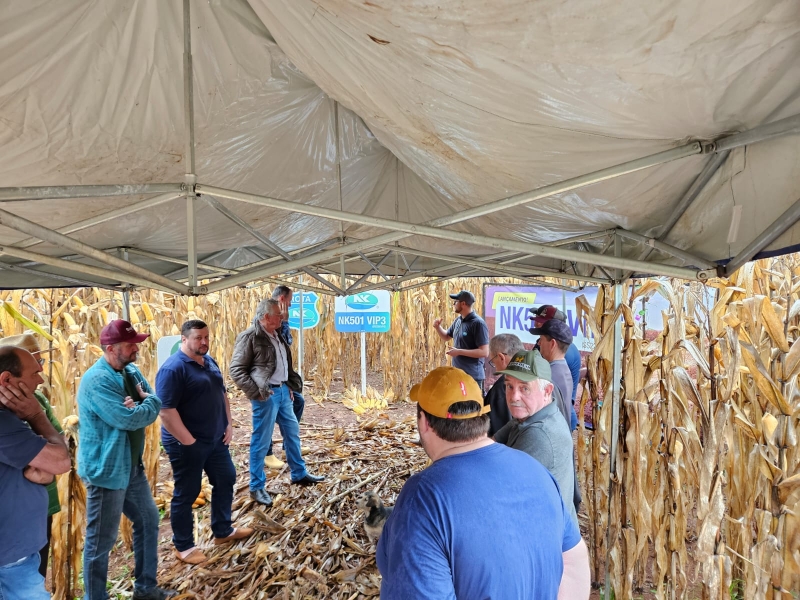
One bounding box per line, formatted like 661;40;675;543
292;473;325;486
250;488;273;507
132;588;177;600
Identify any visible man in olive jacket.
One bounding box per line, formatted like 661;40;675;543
229;299;324;508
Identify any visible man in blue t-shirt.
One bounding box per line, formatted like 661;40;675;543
377;366;590;599
156;320;253;565
0;346;71;600
432;290;490;391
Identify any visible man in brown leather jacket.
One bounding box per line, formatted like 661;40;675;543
229;299;324;507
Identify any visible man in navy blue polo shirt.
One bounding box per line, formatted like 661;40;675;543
156;320;252;565
432;290;490;391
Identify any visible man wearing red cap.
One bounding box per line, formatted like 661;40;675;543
76;320;175;600
377;366;590;599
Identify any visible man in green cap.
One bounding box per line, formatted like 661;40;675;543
494;349;578;528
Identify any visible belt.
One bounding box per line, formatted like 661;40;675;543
268;382;287;389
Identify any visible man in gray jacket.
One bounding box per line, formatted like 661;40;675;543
229;299;324;507
494;350;578;528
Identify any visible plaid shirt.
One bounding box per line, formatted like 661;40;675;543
76;358;160;490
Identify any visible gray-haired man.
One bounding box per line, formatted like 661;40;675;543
229;299;323;508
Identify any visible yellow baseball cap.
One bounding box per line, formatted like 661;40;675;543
409;366;490;419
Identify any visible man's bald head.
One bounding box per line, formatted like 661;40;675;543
0;345;24;378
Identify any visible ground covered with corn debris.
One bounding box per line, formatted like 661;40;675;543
103;381;423;599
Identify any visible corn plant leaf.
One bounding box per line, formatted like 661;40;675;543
740;341;792;415
760;296;790;352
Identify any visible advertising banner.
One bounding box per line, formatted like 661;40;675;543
334;290;391;333
483;285;599;352
288;291;320;330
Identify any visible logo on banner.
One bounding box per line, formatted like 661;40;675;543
345;293;379;310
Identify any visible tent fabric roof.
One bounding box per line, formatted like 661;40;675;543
1;0;799;292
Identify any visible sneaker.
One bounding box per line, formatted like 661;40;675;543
132;587;178;600
174;547;207;565
265;454;285;469
214;526;255;546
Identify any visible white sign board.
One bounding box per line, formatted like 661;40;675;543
156;335;181;368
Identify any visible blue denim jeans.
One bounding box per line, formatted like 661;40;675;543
83;464;160;600
0;552;48;600
267;390;305;456
250;384;307;489
164;437;236;551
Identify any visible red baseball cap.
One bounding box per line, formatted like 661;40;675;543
100;320;150;345
528;305;566;329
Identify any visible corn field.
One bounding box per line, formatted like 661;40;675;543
1;264;799;598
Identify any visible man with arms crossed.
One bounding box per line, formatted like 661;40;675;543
377;365;590;599
0;346;70;600
157;320;253;565
77;320;175;600
432;290;489;391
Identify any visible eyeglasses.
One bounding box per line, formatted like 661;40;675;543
37;358;46;366
488;353;505;369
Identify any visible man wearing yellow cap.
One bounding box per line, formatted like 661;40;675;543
376;366;590;599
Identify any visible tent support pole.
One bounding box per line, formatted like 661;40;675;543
121;249;131;321
0;208;187;293
604;234;624;599
368;246;610;285
196;186;711;290
724;195;800;276
123;247;238;276
201;196;344;294
0;184;184;202
183;0;198;290
0;245;177;292
16;192;185;249
614;228;716;268
0;261;121;290
346;251;394;292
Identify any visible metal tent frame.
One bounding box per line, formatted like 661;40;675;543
1;4;800;596
1;1;799;297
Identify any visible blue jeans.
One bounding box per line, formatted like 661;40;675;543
164;437;236;551
267;390;305;456
83;464;160;600
0;553;48;600
570;405;578;431
250;384;307;489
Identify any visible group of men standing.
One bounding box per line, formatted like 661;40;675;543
0;285;321;599
375;290;589;596
1;284;590;599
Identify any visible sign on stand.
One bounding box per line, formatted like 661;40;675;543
157;335;182;368
288;291;320;330
334;291;391;333
334;290;392;394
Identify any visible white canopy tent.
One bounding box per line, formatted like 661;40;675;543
1;0;799;294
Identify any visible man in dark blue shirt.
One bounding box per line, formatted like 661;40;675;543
432;290;490;391
156;320;252;565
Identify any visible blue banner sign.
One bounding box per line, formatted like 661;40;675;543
288;292;320;330
334;290;391;333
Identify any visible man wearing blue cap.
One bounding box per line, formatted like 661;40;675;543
432;290;489;391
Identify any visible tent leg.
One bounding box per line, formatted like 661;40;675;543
604;234;623;599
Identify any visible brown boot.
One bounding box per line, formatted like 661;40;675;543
214;527;254;546
174;547;208;565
